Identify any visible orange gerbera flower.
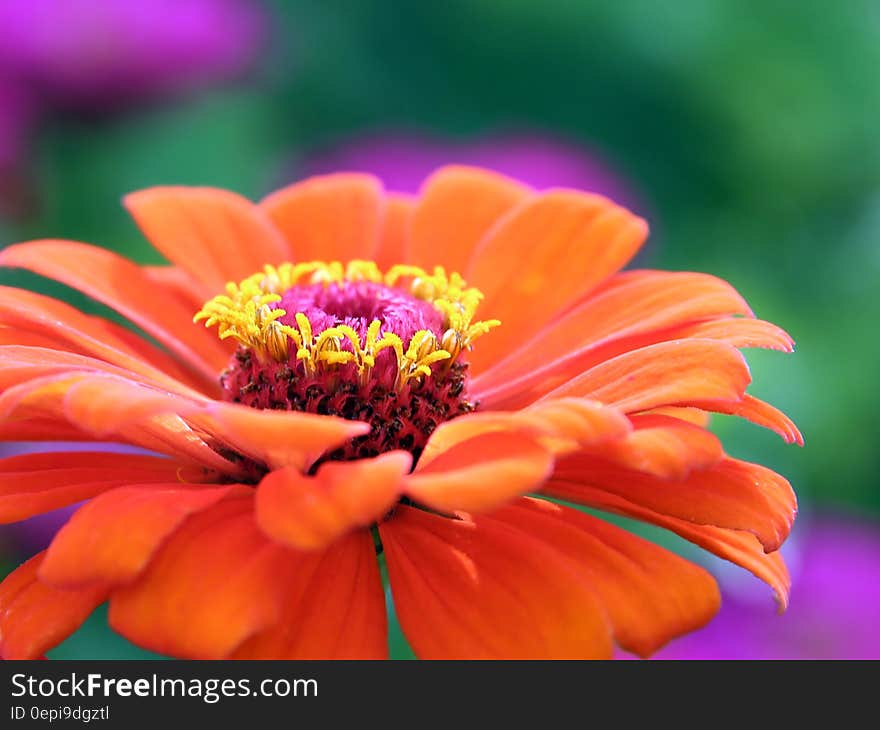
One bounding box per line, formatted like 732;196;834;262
0;167;800;659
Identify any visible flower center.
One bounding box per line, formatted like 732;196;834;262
195;261;499;475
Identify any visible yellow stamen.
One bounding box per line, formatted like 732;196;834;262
396;330;452;388
386;264;500;348
193;274;299;361
345;260;384;283
194;260;499;386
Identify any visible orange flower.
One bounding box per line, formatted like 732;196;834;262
0;167;800;659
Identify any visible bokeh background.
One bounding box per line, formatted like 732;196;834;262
1;0;878;659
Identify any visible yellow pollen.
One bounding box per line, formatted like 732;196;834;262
194;260;500;387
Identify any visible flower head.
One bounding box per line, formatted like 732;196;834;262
193;260;497;472
0;167;800;659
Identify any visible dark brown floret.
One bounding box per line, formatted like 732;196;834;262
220;348;475;480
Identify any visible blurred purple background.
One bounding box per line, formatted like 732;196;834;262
648;515;880;660
300;131;641;209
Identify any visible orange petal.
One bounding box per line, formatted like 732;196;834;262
472;322;792;412
517;398;633;451
0;368;367;473
0;451;207;523
0;351;222;460
40;483;246;589
260;173;384;262
550;455;797;553
375;193;414;270
0;371;241;473
672;317;795;352
645;406;712;427
143;265;208;312
0;371;200;437
538;339;751;412
123;413;242;473
0;553;106;659
408;166;530;273
418;398;631;467
106;321;220;397
466;190;648;372
121;379;366;472
255;451;411;550
0;326;73;350
0;417;98;443
473;269;752;387
232;530;387;659
404;431;553;514
687;394;804;446
694;532;790;612
191;401;369;471
0;286;210;394
546;483;791;609
0;349;166;425
124;187;290;297
476;324;769;410
0;344;173;391
0;240;230;378
59;375;204;435
514;320;793;389
380;505;612;659
492;497;720;656
109;497;302;659
578;414;723;479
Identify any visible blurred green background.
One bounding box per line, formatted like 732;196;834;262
1;0;878;659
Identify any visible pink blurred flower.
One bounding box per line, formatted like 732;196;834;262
299;130;642;211
0;0;266;217
637;515;880;660
0;0;264;108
